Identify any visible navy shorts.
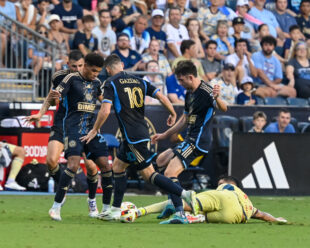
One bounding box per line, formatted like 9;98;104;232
117;140;156;171
48;125;64;143
173;141;205;169
64;133;108;161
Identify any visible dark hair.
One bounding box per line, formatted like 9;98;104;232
185;18;199;29
289;24;300;33
205;40;217;49
278;108;291;116
175;60;197;77
85;52;104;67
82;15;95;23
117;32;130;41
169;6;181;16
104;54;122;68
258;23;268;32
260;35;277;48
301;0;310;7
38;0;50;3
146;60;158;69
218;175;242;188
180;40;195;55
69;50;84;61
98;9;111;17
253;111;267;121
235;38;248;48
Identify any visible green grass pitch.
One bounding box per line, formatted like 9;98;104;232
0;195;309;248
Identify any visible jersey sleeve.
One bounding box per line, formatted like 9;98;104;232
102;80;115;104
144;80;159;98
55;73;74;98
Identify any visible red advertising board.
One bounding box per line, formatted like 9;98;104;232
0;135;18;145
30;110;54;127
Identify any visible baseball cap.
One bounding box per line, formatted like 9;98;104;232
233;17;245;25
223;63;235;70
48;14;60;24
152;9;164;17
240;76;254;89
117;32;130;41
237;0;249;6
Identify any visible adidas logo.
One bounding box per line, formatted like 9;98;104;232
242;142;289;189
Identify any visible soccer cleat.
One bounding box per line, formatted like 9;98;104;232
183;190;199;215
159;214;189;224
49;207;62;221
0;184;3;191
98;209;121;221
87;198;99;218
157;203;176;219
4;181;26;191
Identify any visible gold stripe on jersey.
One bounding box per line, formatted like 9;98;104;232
51;69;69;81
128;144;144;163
62;72;80;84
181;146;194;158
200;82;213;94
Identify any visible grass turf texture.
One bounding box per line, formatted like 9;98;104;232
0;195;309;248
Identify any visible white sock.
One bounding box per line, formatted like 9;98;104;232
181;190;188;199
102;204;110;211
111;206;121;212
88;198;96;202
6;179;14;184
52;202;62;209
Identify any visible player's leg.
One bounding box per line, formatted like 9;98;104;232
156;148;174;173
4;144;26;191
46;140;64;184
136;200;169;218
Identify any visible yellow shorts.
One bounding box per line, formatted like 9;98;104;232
196;190;244;224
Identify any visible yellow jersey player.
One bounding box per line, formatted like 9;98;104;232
136;176;287;224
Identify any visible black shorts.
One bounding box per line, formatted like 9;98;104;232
173;141;206;169
117;140;156;171
64;133;108;161
48;125;64;143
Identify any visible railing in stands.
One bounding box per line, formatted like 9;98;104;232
0;11;58;102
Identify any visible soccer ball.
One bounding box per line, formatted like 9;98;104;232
120;209;136;223
121;201;137;211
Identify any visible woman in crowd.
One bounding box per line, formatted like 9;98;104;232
185;18;206;59
15;0;37;30
286;42;310;98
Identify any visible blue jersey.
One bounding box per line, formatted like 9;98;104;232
51;3;83;30
55;72;102;135
102;71;158;143
184;82;216;152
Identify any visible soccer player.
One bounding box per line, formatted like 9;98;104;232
81;54;196;223
25;51;106;217
47;53;110;221
136;176;288;224
151;60;228;224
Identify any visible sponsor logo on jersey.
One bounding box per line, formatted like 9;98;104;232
77;102;96;112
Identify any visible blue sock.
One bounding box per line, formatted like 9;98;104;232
150;172;183;197
112;172;127;208
54;168;75;203
169;177;184;213
101;170;113;205
87;172;98;200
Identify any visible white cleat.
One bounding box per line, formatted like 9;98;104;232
98;209;121;221
5;181;26;191
0;184;3;191
87;198;99;218
49;207;62;221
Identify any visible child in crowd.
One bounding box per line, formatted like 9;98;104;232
283;25;304;60
236;76;257;105
249;111;267;133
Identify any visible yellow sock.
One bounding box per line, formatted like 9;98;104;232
8;157;24;181
139;200;169;216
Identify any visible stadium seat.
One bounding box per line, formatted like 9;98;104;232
256;96;265;105
298;122;310;133
287;98;309;107
264;97;287;105
301;123;310;133
239;116;253;132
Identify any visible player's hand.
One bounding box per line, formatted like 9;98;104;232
23;114;42;124
213;85;220;99
167;113;176;126
151;133;167;144
80;129;98;144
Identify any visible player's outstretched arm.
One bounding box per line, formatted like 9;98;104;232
213;85;228;112
80;102;112;144
155;91;177;126
252;209;287;223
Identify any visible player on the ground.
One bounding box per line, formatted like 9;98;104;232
47;53;110;221
0;142;26;191
81;54;197;223
151;60;228;224
136;176;288;224
25;51;107;217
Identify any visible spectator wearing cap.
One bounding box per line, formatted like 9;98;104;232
252;35;296;98
48;14;70;71
210;63;238;105
72;15;99;56
231;17;251;50
225;38;257;83
112;33;143;71
51;0;83;35
36;0;51;26
249;0;285;38
146;9;167;54
141;39;172;78
296;0;310;39
92;9;116;58
163;7;189;61
236;76;258;105
273;0;298;37
197;0;227;37
122;15;150;54
201;40;221;81
264;108;296;133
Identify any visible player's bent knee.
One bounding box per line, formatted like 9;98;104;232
15;146;25;158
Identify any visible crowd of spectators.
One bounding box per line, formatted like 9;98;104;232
1;0;310;104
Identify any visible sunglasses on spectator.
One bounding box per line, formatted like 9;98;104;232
39;31;48;35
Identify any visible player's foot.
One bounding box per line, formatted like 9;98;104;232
4;181;26;191
185;213;206;224
0;184;3;191
49;207;62;221
159;213;189;224
183;190;199;215
98;208;121;221
87;198;98;218
157;203;175;219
